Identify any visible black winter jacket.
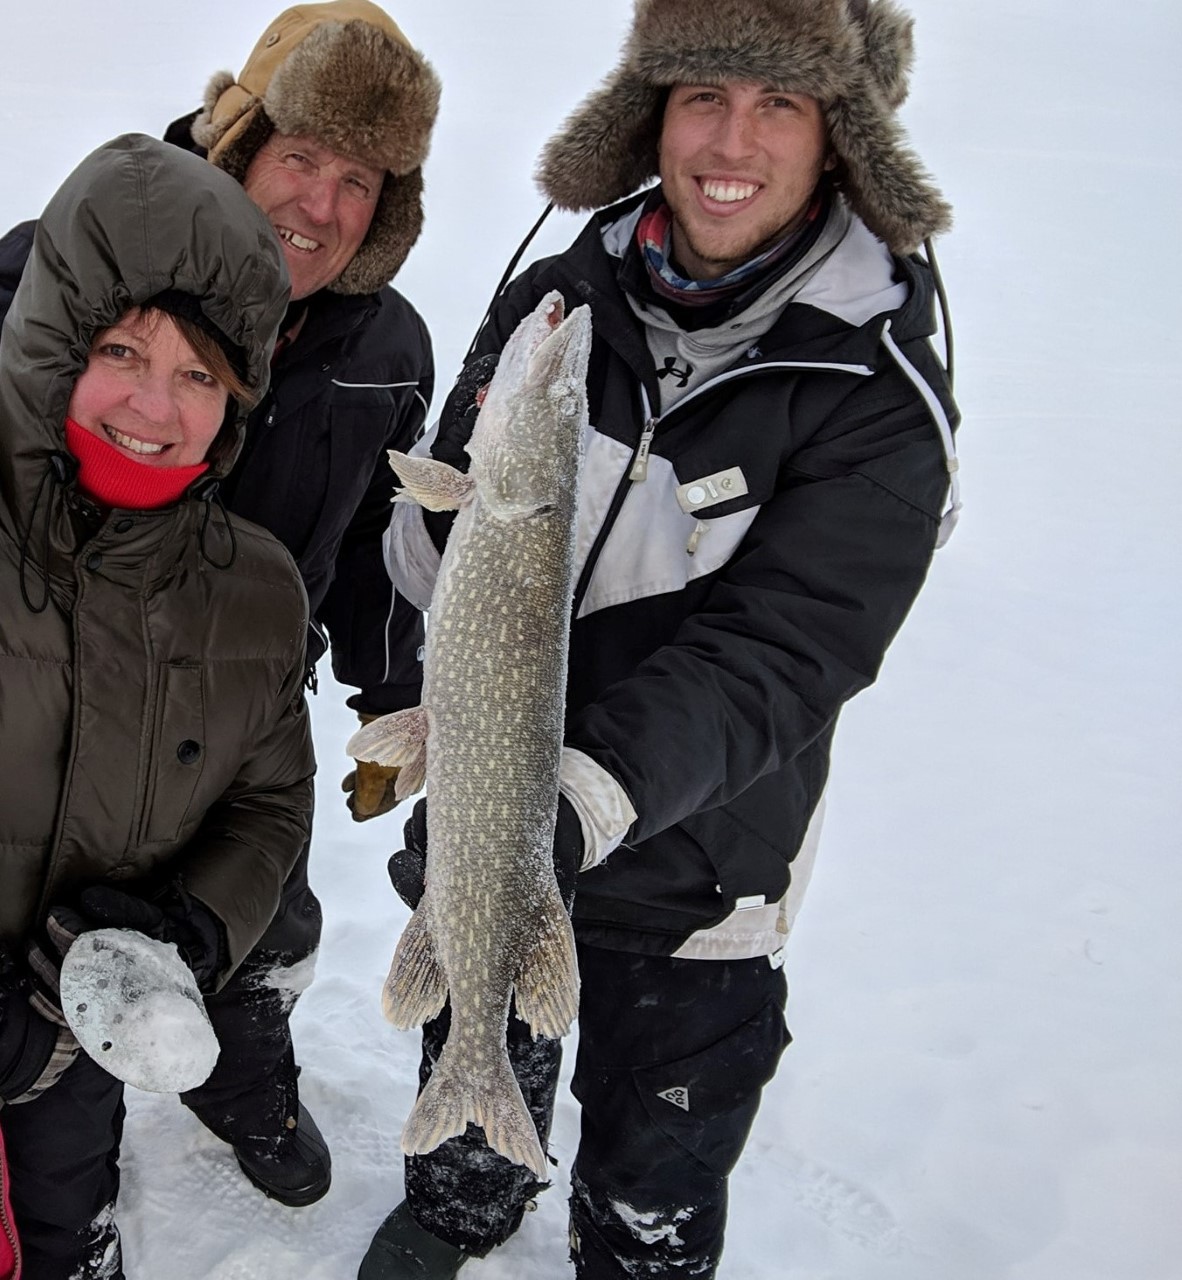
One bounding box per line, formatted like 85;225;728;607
0;123;434;716
391;191;959;957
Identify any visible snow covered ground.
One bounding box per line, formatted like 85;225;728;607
3;0;1180;1276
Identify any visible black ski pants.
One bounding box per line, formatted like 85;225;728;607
1;1051;125;1279
406;943;790;1278
180;837;322;1156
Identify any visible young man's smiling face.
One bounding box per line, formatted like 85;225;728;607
243;133;384;300
658;81;833;281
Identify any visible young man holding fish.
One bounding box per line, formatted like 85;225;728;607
366;1;959;1275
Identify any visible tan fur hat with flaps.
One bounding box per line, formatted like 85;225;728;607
535;0;950;254
193;0;440;294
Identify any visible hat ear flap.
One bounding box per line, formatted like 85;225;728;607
536;71;665;211
825;78;950;253
330;167;424;295
862;0;916;110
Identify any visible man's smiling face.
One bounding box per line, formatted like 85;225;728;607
658;81;833;280
243;133;383;300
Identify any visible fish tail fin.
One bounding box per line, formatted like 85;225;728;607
514;886;580;1039
401;1052;549;1181
345;706;429;802
382;898;448;1029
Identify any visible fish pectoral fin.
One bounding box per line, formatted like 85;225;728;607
401;1052;548;1181
382;901;447;1029
392;746;427;802
514;890;580;1040
388;451;476;512
346;706;429;773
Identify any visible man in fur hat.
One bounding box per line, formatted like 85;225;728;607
366;0;959;1276
167;0;440;1208
1;0;440;1210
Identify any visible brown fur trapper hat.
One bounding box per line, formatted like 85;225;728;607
535;0;950;253
193;0;440;293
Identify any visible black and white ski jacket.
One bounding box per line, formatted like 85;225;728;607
385;190;960;960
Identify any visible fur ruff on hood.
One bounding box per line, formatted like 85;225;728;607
535;0;950;254
193;0;440;294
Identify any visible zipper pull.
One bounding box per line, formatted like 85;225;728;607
629;418;658;482
686;520;708;556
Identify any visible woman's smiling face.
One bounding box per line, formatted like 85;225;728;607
67;309;230;467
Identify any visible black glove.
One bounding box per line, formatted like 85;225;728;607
53;884;226;994
0;943;62;1102
431;352;501;472
387;796;429;910
388;793;584;912
421;353;502;553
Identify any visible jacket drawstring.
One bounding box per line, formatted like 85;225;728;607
196;481;238;570
18;453;75;614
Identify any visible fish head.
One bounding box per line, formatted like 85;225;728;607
467;292;592;522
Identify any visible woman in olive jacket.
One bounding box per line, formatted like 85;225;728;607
0;134;315;1280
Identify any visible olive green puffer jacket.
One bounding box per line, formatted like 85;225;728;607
0;134;315;980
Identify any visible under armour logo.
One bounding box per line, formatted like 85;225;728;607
657;357;693;388
657;1086;690;1112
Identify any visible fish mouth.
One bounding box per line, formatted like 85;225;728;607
543;296;565;331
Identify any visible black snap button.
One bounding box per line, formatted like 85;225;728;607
85;552;103;571
115;519;133;533
177;740;202;765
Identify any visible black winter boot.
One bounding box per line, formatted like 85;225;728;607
234;1102;331;1207
358;1202;469;1279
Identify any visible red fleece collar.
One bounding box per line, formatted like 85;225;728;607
65;419;209;510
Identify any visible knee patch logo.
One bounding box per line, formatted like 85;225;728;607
657;1085;691;1112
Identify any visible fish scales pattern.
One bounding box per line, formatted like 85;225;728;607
424;436;578;1072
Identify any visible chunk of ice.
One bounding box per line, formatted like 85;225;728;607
60;928;220;1093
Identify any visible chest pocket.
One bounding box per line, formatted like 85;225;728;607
138;662;205;845
579;440;760;619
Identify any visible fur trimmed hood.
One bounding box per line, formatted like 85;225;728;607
535;0;949;254
193;0;440;294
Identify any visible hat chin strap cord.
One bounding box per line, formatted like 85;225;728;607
923;236;955;390
463;201;555;362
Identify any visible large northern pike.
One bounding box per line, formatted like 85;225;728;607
348;291;592;1178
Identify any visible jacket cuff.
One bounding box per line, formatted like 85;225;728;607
383;501;441;612
559;748;637;870
382;428;444;610
5;1021;80;1104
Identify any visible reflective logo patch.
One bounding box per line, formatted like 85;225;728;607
675;467;749;514
657;1086;691;1112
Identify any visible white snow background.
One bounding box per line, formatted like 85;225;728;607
2;1;1179;1276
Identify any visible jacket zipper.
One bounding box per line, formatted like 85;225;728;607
1;1127;21;1280
571;358;873;614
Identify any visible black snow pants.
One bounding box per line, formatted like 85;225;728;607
406;943;790;1278
181;836;323;1158
1;1051;125;1279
